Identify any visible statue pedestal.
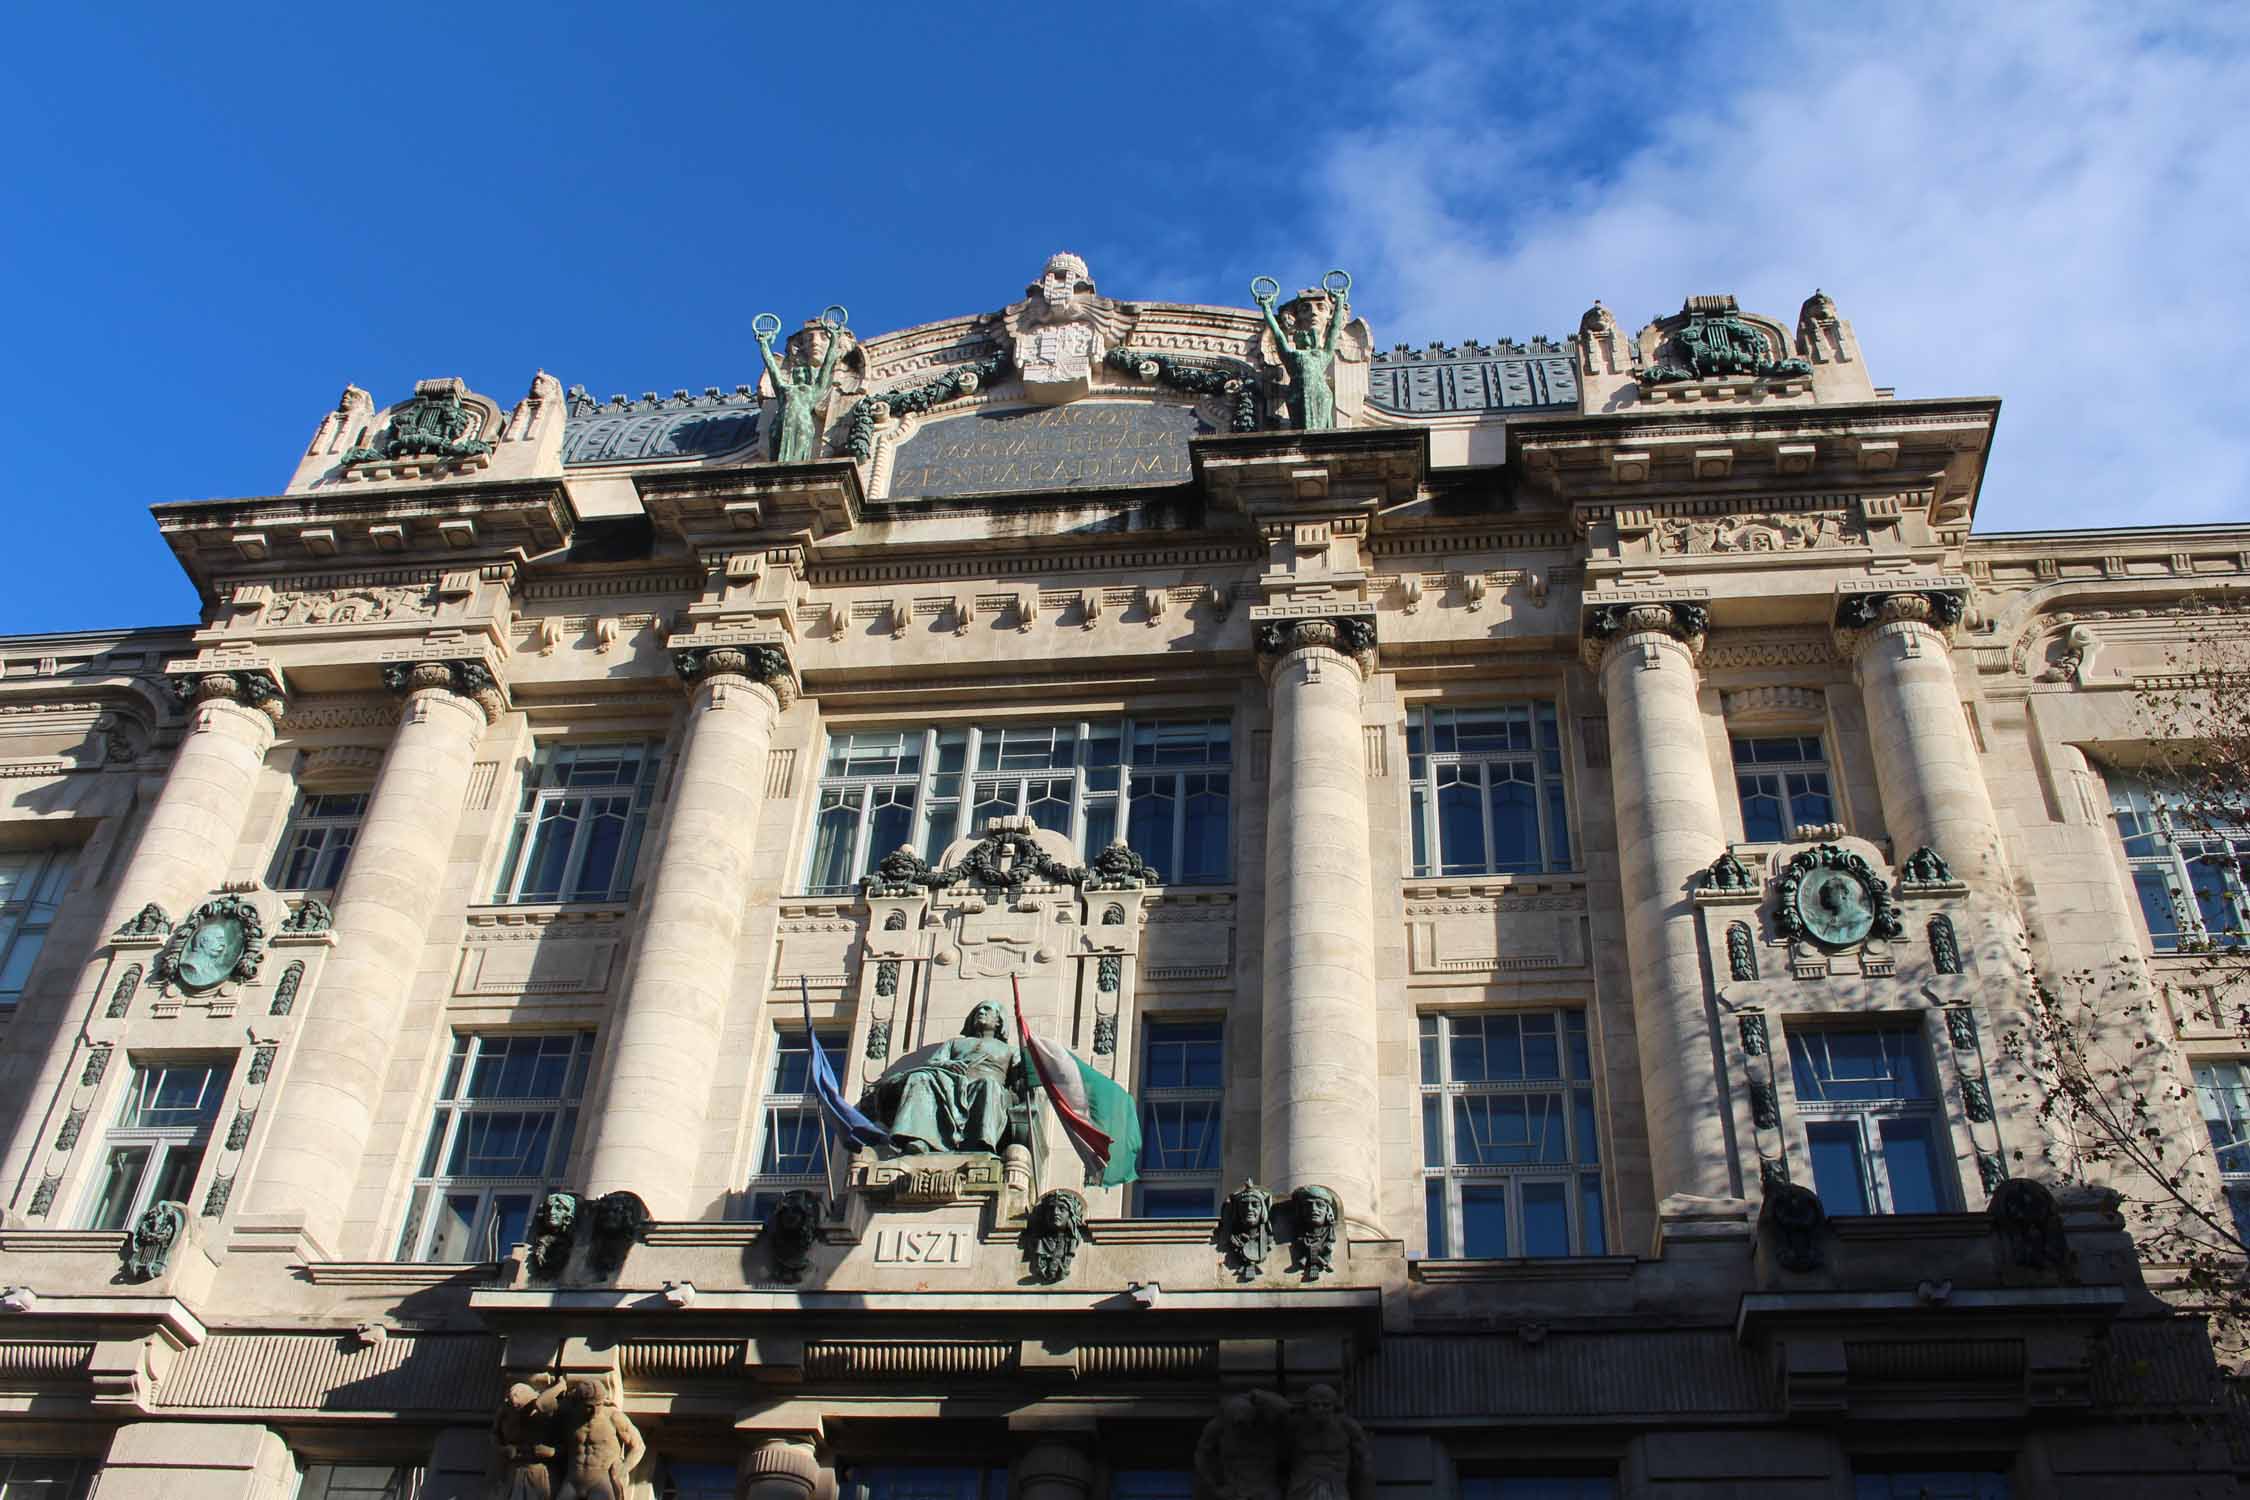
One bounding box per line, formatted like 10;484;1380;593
843;1146;1032;1241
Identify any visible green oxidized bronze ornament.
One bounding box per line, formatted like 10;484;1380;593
755;306;850;464
1772;844;1902;951
1253;270;1352;431
155;894;266;994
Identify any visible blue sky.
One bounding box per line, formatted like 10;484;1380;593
1;2;2242;635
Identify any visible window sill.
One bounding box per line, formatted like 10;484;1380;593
1402;872;1585;897
298;1260;498;1287
1410;1254;1636;1282
465;902;634;927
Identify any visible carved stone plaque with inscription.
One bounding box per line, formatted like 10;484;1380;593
871;1226;976;1267
888;402;1207;498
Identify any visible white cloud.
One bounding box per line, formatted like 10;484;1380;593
1314;2;2250;530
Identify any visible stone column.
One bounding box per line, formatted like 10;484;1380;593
739;1435;823;1500
243;661;496;1253
580;646;788;1214
1257;617;1381;1215
104;671;285;927
1591;603;1736;1205
1841;591;2003;883
1013;1441;1094;1500
1;670;280;1205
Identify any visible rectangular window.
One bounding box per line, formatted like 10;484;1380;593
1111;1476;1194;1500
81;1059;228;1230
397;1033;591;1262
268;791;369;890
1419;1010;1604;1257
2194;1060;2250;1241
1788;1025;1951;1215
494;744;662;904
1461;1481;1617;1500
846;1470;1007;1500
1135;1019;1224;1217
745;1028;849;1218
0;848;74;1011
1405;704;1572;878
2113;776;2249;953
804;720;1231;893
1852;1471;2009;1499
1732;734;1835;843
0;1458;91;1500
299;1468;423;1500
659;1464;736;1500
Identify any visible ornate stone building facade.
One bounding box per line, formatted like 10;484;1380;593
0;263;2245;1499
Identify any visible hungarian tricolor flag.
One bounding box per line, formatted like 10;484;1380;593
1012;977;1141;1187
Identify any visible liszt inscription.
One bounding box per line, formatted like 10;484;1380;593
888;402;1206;499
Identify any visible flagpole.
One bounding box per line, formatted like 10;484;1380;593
1011;973;1046;1200
803;976;846;1207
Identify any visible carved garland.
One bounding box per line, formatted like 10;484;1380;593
863;832;1158;896
1105;349;1262;431
841;353;1010;461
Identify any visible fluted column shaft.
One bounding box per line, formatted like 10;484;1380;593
2;673;279;1205
1259;627;1380;1214
1847;595;2004;885
1597;611;1735;1204
580;659;781;1213
245;667;489;1250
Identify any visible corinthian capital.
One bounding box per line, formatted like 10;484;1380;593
1832;586;1968;658
166;667;287;723
1250;610;1378;676
672;642;798;705
1579;599;1708;671
379;658;505;723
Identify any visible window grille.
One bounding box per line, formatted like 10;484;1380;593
806;720;1230;893
1405;705;1572;878
269;791;369;890
493;744;662;904
0;848;74;1011
397;1033;591;1262
2113;776;2248;952
745;1027;849;1218
82;1058;229;1230
1417;1010;1604;1257
1787;1025;1951;1214
1731;734;1835;842
1134;1020;1223;1217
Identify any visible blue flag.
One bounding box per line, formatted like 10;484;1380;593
801;978;888;1152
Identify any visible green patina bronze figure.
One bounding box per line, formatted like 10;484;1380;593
859;1002;1025;1156
754;306;851;463
1253;270;1352;431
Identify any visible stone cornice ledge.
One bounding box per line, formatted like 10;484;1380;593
637;460;863;546
1411;1254;1637;1284
1735;1284;2124;1339
0;1291;208;1346
1192;428;1426;515
296;1261;496;1288
469;1287;1383;1315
